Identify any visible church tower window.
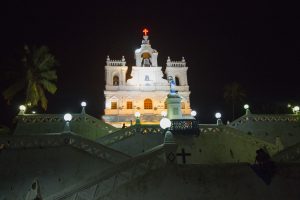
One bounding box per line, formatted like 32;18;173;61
111;102;117;109
113;76;119;86
141;52;152;67
175;76;180;86
127;101;133;109
144;99;153;109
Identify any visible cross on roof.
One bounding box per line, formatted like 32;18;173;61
143;28;149;36
176;148;191;164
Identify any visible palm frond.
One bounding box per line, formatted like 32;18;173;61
37;85;48;110
2;80;25;103
26;81;39;107
40;79;57;94
40;70;58;80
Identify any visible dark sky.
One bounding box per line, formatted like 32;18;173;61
0;0;299;125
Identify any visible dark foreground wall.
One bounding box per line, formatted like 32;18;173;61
112;163;300;200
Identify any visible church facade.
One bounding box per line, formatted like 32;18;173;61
103;30;191;127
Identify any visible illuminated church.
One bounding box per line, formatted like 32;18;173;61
103;29;191;127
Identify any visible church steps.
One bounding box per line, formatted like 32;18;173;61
45;144;166;200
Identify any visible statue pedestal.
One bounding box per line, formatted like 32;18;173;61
167;93;182;120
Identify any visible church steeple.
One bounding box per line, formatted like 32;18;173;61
134;28;158;67
142;28;150;45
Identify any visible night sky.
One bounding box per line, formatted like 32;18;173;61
0;1;299;125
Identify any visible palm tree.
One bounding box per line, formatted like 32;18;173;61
224;82;246;120
2;45;58;110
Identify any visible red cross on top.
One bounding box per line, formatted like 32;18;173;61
143;28;149;36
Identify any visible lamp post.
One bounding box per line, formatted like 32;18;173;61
191;110;197;118
135;112;141;125
160;116;177;164
81;101;87;114
161;111;167;118
19;105;26;115
160;117;172;130
215;112;222;125
244;104;250;115
293;106;300;115
64;113;72;132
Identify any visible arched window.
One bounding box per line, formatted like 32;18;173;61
141;53;152;67
175;76;180;86
164;100;168;109
144;99;153;109
113;76;119;86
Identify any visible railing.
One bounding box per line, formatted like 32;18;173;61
166;57;186;67
229;114;299;128
45;144;165;200
273;142;300;162
97;124;163;146
198;124;280;155
170;119;199;136
199;124;223;133
106;56;126;66
0;133;130;164
14;114;118;140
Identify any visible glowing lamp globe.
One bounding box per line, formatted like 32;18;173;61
191;110;197;117
19;105;26;111
32;111;36;114
160;117;171;129
161;111;167;117
81;101;87;107
64;113;72;122
135;112;141;118
244;104;249;109
215;112;222;119
293;106;300;113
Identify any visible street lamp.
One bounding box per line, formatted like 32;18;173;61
135;112;141;125
215;112;222;125
160;117;171;130
161;111;167;117
64;113;72;132
81;101;87;114
293;106;300;114
191;110;197;117
19;105;26;115
244;104;250;115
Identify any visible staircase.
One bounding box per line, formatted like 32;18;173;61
45;144;166;200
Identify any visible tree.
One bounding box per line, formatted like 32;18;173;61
224;82;246;120
2;45;58;110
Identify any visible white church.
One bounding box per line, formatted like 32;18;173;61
103;29;191;127
1;29;300;200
